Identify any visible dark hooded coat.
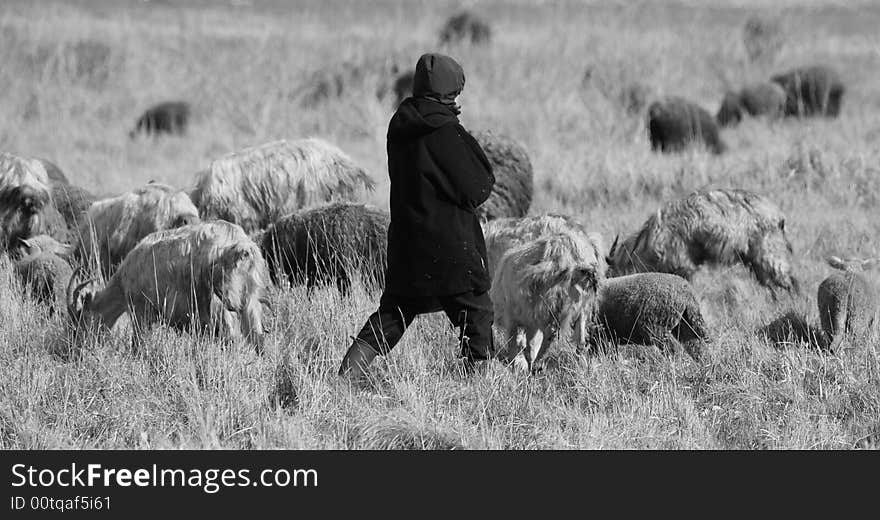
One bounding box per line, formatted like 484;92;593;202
384;54;495;297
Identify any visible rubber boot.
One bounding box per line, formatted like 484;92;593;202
338;339;380;380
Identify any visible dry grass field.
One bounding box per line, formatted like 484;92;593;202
1;0;879;449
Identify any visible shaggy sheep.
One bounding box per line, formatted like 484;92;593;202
607;189;798;294
261;202;389;293
129;101;191;138
648;97;726;155
439;10;492;46
189;138;376;234
770;65;845;118
491;232;605;372
0;152;51;254
483;213;599;279
589;273;709;360
76;182;200;277
67;221;267;352
471;130;534;222
13;234;73;313
716;82;787;127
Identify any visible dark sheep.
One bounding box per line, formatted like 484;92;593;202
648;97;726;155
36;159;96;243
589;273;710;361
261;202;389;293
770;65;845;118
391;70;414;107
439;10;492;46
817;270;877;352
471;130;534;222
716;82;787;127
129;101;191;138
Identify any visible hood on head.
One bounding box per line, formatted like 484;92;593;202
412;53;465;100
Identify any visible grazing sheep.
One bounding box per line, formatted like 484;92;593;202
648;97;726;155
189;138;376;234
607;189;798;294
76;182;200;277
483;213;597;279
67;221;267;352
770;65;845;118
261;202;389;293
471;130;533;222
0;152;51;254
391;70;414;107
818;256;879;352
716;82;787;127
590;273;709;360
491;232;605;372
129;101;191;138
439;10;492;45
13;234;73;313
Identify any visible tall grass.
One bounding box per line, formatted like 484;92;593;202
1;0;879;449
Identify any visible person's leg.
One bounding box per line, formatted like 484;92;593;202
338;294;419;378
438;291;495;365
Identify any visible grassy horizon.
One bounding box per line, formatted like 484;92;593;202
1;0;879;449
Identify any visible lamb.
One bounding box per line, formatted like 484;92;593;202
75;182;200;277
647;97;726;155
67;221;267;352
716;82;787;127
439;10;492;46
817;256;879;352
261;202;389;293
189;138;376;234
770;65;845;118
13;234;73;314
129;101;191;138
472;130;534;222
491;232;605;372
589;273;710;360
0;152;51;254
607;189;799;294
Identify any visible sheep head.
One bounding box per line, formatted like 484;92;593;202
66;266;101;325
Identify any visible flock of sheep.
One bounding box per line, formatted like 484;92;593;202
0;10;876;377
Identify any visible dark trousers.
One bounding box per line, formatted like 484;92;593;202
350;290;495;361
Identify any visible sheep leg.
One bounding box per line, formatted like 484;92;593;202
531;329;556;372
574;313;588;355
240;296;266;355
525;327;544;372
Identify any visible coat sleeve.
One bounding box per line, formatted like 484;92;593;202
423;124;495;210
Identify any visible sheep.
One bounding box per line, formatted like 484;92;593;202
483;213;598;279
491;232;605;372
647;97;726;155
75;182;200;277
189;138;376;234
66;221;267;352
716;82;787;127
817;256;879;352
770;65;845;118
261;202;389;293
129;101;191;138
607;189;799;294
13;234;73;313
471;130;534;222
439;10;492;46
0;152;51;254
589;273;709;360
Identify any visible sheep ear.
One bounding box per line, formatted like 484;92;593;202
18;237;32;248
56;243;73;258
861;258;880;271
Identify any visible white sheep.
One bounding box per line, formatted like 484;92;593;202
189;138;376;233
490;231;605;372
67;221;267;352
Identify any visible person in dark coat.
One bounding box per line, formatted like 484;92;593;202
338;53;496;380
